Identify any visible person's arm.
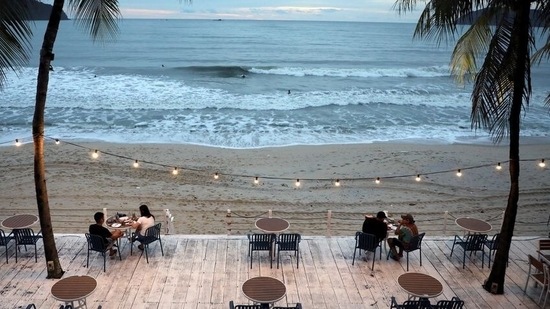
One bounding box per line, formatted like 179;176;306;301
132;217;143;232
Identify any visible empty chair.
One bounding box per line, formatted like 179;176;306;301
390;296;431;309
25;305;37;309
247;233;275;268
352;232;381;270
131;223;164;263
228;300;261;309
524;254;549;305
450;233;487;269
276;233;301;269
484;233;500;268
85;233;121;272
0;229;14;263
13;228;42;263
387;232;425;271
433;296;465;309
273;303;303;309
538;238;550;261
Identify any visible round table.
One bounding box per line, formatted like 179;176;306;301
51;275;97;308
455;217;492;233
255;218;289;233
1;214;39;229
242;276;286;308
397;272;443;299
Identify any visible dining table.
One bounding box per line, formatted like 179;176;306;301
51;275;97;309
242;276;286;309
1;214;39;229
255;217;289;258
455;217;492;234
397;272;443;300
106;215;135;252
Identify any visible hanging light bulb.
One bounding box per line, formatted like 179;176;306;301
172;167;178;175
295;179;300;187
415;174;421;182
214;172;219;179
15;139;21;147
254;177;259;184
55;139;60;145
133;160;139;168
375;177;380;184
92;150;99;159
456;169;462;177
539;159;546;168
495;162;502;170
335;179;341;187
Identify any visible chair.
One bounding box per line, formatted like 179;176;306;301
273;304;303;309
276;233;301;269
0;229;14;263
450;233;487;269
524;254;549;305
484;233;500;268
386;232;425;271
433;296;465;309
352;232;381;270
131;223;164;263
228;300;261;309
538;238;550;261
390;296;432;309
13;228;42;263
85;233;121;272
25;305;37;309
247;233;275;269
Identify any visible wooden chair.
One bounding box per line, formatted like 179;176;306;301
275;233;301;269
538;239;550;261
450;233;487;269
524;254;549;305
247;233;275;268
0;229;14;263
85;233;121;272
131;223;164;263
352;232;381;270
13;228;42;263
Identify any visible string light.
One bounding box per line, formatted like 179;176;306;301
92;150;99;159
55;139;60;145
295;179;301;187
172;167;178;175
133;160;139;168
15;139;21;147
456;169;462;177
375;177;381;184
335;179;341;187
214;172;219;179
254;177;259;185
539;159;546;168
496;162;502;170
415;174;421;182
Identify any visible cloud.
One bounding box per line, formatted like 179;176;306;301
121;8;180;18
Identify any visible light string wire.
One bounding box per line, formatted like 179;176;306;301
3;136;547;184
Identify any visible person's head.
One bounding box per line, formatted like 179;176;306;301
376;211;387;221
139;204;154;218
94;212;105;224
401;213;415;224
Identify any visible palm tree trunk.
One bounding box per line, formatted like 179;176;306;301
32;0;66;279
483;1;530;294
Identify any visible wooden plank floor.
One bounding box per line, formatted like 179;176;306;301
1;235;546;309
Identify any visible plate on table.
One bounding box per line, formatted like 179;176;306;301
111;223;121;228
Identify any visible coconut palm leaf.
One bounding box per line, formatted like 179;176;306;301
67;0;122;42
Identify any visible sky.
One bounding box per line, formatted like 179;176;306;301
100;0;422;23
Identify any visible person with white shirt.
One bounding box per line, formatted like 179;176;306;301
131;204;155;250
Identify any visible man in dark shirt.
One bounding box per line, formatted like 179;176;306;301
362;211;388;242
89;212;124;257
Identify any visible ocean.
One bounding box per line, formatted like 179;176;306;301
1;19;549;148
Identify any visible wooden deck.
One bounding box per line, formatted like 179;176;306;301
1;234;547;309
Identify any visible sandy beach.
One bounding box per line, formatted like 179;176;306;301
1;140;549;237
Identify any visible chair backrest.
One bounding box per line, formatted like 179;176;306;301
0;229;12;246
434;298;465;309
145;223;162;240
248;233;275;250
540;239;550;251
488;233;500;249
406;232;425;251
402;300;432;309
273;304;302;309
355;232;379;252
85;233;107;252
14;228;39;245
277;233;301;250
229;300;261;309
464;233;487;251
528;254;545;273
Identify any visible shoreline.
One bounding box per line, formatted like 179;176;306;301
1;141;549;236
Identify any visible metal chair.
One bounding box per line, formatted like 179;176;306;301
524;254;549;305
387;232;425;271
484;233;500;268
390;296;432;309
450;233;487;269
85;233;121;272
228;300;261;309
276;233;301;269
0;229;14;263
273;304;303;309
13;228;42;262
432;297;464;309
25;304;37;309
131;223;164;263
247;233;275;269
352;231;381;270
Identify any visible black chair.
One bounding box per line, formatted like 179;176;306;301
85;233;121;272
131;223;164;263
433;296;465;309
386;232;425;271
247;233;275;268
352;232;381;270
390;296;432;309
484;233;500;268
273;304;303;309
229;300;261;309
450;233;488;269
13;228;42;263
25;304;37;309
0;229;14;263
276;233;301;269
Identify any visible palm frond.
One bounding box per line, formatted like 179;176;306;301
67;0;121;42
450;19;492;84
0;0;33;90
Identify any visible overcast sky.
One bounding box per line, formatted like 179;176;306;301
109;0;421;23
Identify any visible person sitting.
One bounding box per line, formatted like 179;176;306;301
387;213;419;261
131;204;155;250
89;212;124;258
362;211;388;242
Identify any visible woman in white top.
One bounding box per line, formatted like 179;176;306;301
132;204;155;250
